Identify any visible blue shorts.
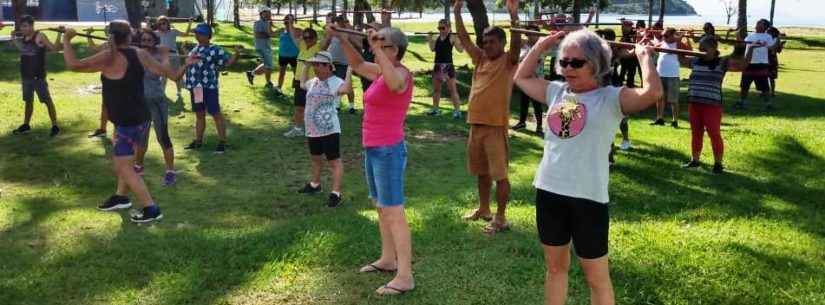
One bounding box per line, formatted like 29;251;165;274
364;141;407;207
256;47;274;69
190;87;221;115
114;123;149;157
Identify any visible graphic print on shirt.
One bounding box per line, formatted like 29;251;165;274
547;95;587;139
306;80;337;136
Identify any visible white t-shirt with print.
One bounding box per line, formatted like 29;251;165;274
304;76;345;137
656;41;681;77
745;32;776;64
534;82;624;204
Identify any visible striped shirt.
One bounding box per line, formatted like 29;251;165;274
688;58;728;105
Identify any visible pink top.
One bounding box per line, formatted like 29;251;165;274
362;65;413;147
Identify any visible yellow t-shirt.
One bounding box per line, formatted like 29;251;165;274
467;55;518;127
297;40;322;80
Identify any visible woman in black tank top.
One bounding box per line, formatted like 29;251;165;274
425;19;464;118
61;21;195;223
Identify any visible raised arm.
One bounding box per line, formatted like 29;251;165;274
514;33;563;103
62;29;113;73
453;0;482;63
618;46;662;115
38;29;63;52
427;33;436;51
330;25;380;81
225;45;242;66
337;67;353;95
451;35;464;52
368;29;408;93
505;0;522;65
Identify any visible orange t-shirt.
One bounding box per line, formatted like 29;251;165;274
467;55;517;126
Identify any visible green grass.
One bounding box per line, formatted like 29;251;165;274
1;22;824;305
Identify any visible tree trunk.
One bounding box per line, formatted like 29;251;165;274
267;0;273;6
533;0;540;20
125;0;144;28
647;0;653;27
466;0;488;46
658;0;665;24
12;0;24;31
233;0;240;27
770;0;776;24
572;0;581;23
737;0;747;38
312;0;318;24
343;0;349;21
332;0;338;14
206;0;215;25
276;3;282;15
443;0;450;21
303;0;308;15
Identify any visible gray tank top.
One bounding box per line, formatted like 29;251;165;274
143;50;167;99
156;30;179;54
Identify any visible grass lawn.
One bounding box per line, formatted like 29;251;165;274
1;22;824;305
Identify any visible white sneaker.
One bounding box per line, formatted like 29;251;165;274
283;127;304;138
620;140;632;150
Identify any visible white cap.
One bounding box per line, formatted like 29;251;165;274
306;51;335;70
258;6;271;13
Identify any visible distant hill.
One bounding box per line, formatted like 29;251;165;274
605;0;698;16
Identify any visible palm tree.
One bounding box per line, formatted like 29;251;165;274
466;0;489;46
233;0;240;27
658;0;665;24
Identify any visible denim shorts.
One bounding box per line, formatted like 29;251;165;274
256;46;274;69
114;123;149;157
364;141;407;207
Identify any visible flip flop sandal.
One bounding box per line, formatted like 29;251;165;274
359;263;397;273
483;221;511;235
376;284;412;296
462;211;493;222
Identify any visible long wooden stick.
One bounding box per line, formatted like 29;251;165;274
522;20;623;26
412;32;476;35
47;28;107;41
331;27;368;37
509;28;707;57
341;10;395;14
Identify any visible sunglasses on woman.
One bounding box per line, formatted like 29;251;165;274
559;58;587;69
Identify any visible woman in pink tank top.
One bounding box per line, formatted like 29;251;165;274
329;24;415;296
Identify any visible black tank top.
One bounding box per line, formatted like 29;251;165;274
20;31;46;79
434;35;453;64
102;48;149;126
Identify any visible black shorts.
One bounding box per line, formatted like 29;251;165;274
22;78;52;103
741;64;770;92
536;189;609;259
333;64;348;79
279;56;298;68
293;80;307;107
307;133;341;161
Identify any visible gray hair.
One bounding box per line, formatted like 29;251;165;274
555;30;613;86
379;27;408;60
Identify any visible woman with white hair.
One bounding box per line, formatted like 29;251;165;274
514;30;662;305
330;25;415;296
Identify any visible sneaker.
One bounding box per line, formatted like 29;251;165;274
273;86;284;96
245;71;255;85
130;205;164;223
298;183;321;194
162;171;177;186
97;195;132;211
671;121;679;128
283;127;304;138
650;119;665;126
184;141;203;150
620;140;632;150
511;122;526;130
712;163;725;174
49;125;60;137
682;160;701;169
426;108;440;116
133;165;144;176
264;82;274;89
88;129;106;138
12;124;31;135
215;142;226;154
452;110;462;119
327;192;342;207
348;107;357;115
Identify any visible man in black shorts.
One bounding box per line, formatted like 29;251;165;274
10;15;62;137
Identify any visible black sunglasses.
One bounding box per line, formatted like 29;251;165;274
559;58;587;69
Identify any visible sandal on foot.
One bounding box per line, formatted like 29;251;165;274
376;285;412;296
359;263;397;273
482;221;511;235
462;210;493;222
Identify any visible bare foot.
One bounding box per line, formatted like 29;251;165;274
462;209;492;221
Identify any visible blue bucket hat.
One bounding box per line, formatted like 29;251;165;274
193;23;212;37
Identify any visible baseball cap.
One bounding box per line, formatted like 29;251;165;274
193;23;212;37
306;51;335;70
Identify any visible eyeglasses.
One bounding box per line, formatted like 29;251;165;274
559;58;587;69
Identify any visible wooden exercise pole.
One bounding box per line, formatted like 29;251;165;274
508;27;707;57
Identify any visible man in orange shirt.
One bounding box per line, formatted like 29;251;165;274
453;0;521;234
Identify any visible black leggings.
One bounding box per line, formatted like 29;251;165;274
620;58;639;88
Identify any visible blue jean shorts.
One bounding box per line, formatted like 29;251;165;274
256;46;274;69
364;141;407;207
114;123;149;157
190;87;221;115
